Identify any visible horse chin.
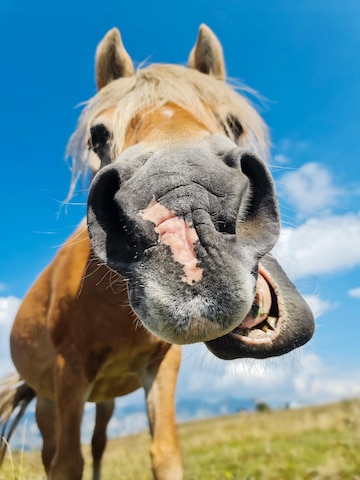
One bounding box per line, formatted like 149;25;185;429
126;260;256;346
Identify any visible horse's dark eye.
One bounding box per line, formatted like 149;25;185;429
90;124;110;152
89;123;112;168
226;114;243;140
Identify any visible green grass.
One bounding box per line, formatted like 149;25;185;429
1;399;360;479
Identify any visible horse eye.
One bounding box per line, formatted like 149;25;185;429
89;124;110;151
226;114;243;140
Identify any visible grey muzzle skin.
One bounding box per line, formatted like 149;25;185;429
87;138;315;357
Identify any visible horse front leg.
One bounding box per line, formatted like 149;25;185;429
49;349;90;480
91;399;115;480
141;344;182;480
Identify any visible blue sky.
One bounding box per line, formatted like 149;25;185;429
1;0;360;421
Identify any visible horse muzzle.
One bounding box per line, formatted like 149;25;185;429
87;138;314;353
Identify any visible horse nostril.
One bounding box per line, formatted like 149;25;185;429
88;167;122;231
87;166;140;271
216;220;235;235
223;150;241;169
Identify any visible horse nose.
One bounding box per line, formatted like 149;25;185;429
87;147;280;278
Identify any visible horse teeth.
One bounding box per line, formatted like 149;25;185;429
232;327;249;337
267;316;277;329
249;329;266;339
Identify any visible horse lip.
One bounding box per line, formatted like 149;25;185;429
227;265;282;346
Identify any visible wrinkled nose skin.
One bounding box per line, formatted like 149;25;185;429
87;139;314;354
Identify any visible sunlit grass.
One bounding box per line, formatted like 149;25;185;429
0;447;44;480
1;399;360;479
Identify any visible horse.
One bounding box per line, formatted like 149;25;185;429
0;24;314;480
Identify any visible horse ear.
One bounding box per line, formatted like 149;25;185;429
188;24;226;80
95;28;135;90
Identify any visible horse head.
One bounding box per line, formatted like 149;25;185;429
70;25;315;358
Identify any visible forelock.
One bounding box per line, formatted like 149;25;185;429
65;64;269;201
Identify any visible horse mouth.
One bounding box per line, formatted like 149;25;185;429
230;266;280;345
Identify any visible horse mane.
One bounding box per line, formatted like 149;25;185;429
66;64;270;201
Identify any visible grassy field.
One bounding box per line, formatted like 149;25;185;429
1;398;360;480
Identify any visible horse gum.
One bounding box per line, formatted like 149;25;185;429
241;274;272;329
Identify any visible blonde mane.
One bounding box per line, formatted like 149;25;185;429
66;64;269;200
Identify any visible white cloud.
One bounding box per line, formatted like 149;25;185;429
0;296;21;374
0;296;20;324
179;343;311;404
275;138;309;155
302;295;333;318
277;162;343;218
178;343;293;404
272;213;360;280
80;403;148;443
293;353;360;402
108;411;148;436
348;287;360;298
178;344;360;407
273;154;289;165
